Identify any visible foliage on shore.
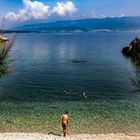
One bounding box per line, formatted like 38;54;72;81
0;34;16;76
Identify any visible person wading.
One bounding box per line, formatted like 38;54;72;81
61;111;69;137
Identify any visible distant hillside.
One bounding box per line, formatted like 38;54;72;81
2;16;140;33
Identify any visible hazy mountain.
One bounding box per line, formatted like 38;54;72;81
3;16;140;33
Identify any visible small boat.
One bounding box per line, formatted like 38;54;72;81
0;34;9;42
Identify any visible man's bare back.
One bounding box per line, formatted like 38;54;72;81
61;112;69;137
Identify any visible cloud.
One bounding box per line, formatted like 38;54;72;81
101;15;106;18
99;14;125;19
5;10;28;22
5;0;77;22
118;14;124;17
91;11;97;18
52;2;77;16
23;0;50;19
5;0;50;21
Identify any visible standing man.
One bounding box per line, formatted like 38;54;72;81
61;111;69;137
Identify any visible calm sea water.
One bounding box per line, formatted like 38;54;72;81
1;31;140;101
0;31;140;133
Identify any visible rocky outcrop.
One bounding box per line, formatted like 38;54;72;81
122;36;140;65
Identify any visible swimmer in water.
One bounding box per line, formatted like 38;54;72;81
81;91;87;98
64;90;70;95
64;90;67;95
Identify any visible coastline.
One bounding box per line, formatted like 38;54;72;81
0;133;140;140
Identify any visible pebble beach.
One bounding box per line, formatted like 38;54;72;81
0;133;140;140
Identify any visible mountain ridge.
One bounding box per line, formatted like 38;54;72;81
2;16;140;33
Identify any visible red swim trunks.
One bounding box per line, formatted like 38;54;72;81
62;123;67;129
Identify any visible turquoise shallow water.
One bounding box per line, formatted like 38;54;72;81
0;32;140;133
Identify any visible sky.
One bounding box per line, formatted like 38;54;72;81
0;0;140;23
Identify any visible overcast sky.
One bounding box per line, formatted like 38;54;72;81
0;0;140;23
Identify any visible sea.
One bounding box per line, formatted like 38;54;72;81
0;31;140;133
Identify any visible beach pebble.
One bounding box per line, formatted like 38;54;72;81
0;133;139;140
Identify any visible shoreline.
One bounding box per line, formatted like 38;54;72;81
0;133;140;140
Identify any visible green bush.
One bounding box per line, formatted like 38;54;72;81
0;34;16;76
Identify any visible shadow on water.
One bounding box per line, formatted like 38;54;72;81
70;59;89;64
0;63;9;77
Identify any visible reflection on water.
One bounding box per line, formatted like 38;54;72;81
0;54;16;77
130;53;140;66
131;64;140;91
0;64;8;77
